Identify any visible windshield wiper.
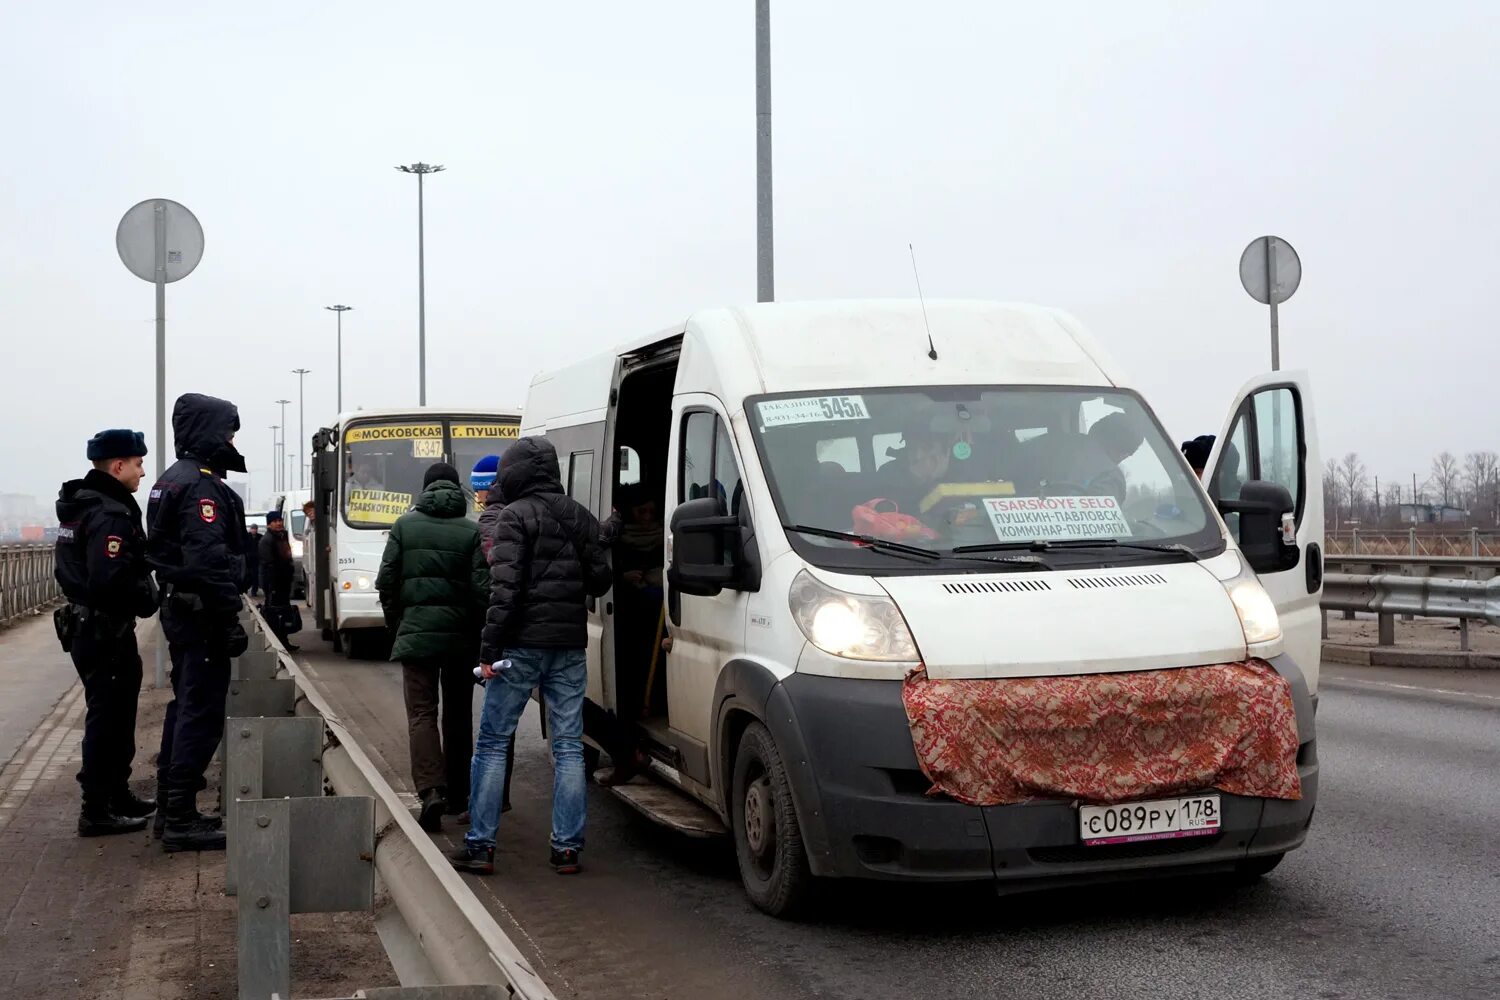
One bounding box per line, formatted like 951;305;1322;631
954;538;1200;561
783;524;941;561
785;525;1050;569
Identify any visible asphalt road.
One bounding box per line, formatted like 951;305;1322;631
296;629;1499;1000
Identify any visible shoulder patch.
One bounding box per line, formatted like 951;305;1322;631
58;524;76;541
149;488;163;500
199;499;218;523
105;535;123;558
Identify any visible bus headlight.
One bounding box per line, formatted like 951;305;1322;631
357;576;371;590
790;571;919;662
291;538;304;559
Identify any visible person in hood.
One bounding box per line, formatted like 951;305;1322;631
376;462;489;833
259;510;298;651
452;437;612;877
145;392;250;853
54;428;160;837
1181;435;1216;480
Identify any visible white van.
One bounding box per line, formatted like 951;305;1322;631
522;301;1321;916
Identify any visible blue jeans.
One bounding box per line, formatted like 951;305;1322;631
467;647;588;853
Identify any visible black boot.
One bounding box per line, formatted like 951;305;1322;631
161;789;227;853
78;788;148;838
112;787;158;819
153;787;221;839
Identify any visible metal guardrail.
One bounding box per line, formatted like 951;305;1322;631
239;604;555;1000
1321;571;1500;651
1324;553;1500;582
0;543;59;626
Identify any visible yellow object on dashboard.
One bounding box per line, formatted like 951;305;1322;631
918;481;1016;514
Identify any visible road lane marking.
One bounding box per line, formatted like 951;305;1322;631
1323;675;1500;704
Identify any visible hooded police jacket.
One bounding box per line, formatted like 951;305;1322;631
146;393;249;614
54;468;157;620
480;437;612;662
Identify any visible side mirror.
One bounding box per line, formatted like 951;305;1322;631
1219;480;1300;575
669;497;737;598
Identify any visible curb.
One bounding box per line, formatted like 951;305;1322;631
1321;642;1500;670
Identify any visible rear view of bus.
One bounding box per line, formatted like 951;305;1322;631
310;409;521;658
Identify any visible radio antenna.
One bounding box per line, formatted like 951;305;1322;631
909;243;938;360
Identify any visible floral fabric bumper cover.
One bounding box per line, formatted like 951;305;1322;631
901;660;1302;807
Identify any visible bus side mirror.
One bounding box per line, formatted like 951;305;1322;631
1219;480;1299;575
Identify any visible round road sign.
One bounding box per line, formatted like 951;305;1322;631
116;198;204;283
1239;235;1300;306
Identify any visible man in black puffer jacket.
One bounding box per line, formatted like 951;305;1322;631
452;437;612;877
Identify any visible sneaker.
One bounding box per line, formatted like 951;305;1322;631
448;843;494;875
417;788;446;833
549;847;581;875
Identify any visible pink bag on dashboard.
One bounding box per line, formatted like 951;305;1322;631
852;499;939;543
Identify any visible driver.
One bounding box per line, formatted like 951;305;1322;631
873;409;953;516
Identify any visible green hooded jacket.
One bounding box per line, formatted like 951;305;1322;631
375;479;488;662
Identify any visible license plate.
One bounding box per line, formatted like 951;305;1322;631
1079;794;1221;846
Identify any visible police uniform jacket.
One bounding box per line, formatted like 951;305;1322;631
146;394;249;616
54;469;156;622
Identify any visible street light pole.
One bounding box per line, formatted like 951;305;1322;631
756;0;774;302
324;305;352;412
291;368;310;490
396;162;445;405
269;425;279;495
275;400;290;493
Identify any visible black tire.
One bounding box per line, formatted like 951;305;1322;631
732;722;813;918
1235;852;1285;881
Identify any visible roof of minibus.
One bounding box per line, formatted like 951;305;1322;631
332;407;523;426
525;301;1127;431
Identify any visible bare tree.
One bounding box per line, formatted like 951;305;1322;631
1428;451;1462;508
1338;452;1368;521
1465;451;1500;525
1323;458;1346;527
1384;483;1402;524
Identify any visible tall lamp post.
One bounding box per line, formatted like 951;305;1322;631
395;162;444;405
291;368;311;489
324;305;352;412
269;425;279;494
274;400;290;494
756;0;774;302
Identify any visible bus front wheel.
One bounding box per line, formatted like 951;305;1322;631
732;722;813;919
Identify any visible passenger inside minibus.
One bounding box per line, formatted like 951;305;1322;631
609;363;675;730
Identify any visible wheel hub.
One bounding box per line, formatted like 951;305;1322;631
743;776;773;857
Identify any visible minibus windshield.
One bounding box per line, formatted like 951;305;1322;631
748;387;1222;570
342;421;445;528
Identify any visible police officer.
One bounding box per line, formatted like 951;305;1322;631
54;429;160;836
146;393;251;853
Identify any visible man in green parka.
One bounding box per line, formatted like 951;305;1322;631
376;462;489;832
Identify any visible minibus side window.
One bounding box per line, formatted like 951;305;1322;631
681;410;744;522
569;451;595;508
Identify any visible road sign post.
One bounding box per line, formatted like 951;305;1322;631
1238;235;1301;371
117;198;204;688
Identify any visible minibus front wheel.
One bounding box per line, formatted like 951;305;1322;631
732;722;813;918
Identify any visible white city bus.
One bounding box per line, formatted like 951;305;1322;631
310;407;522;657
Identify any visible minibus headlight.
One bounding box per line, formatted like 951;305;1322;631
291;538;304;559
790;571;919;662
357;576;371;590
1224;572;1281;647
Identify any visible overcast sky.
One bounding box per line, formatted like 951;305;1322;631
3;1;1496;510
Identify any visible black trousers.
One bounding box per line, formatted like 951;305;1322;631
157;606;232;796
401;659;478;808
69;627;143;802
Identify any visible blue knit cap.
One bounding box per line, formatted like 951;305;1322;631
471;454;500;491
87;429;148;461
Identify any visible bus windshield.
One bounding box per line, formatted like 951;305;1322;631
341;418;520;527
